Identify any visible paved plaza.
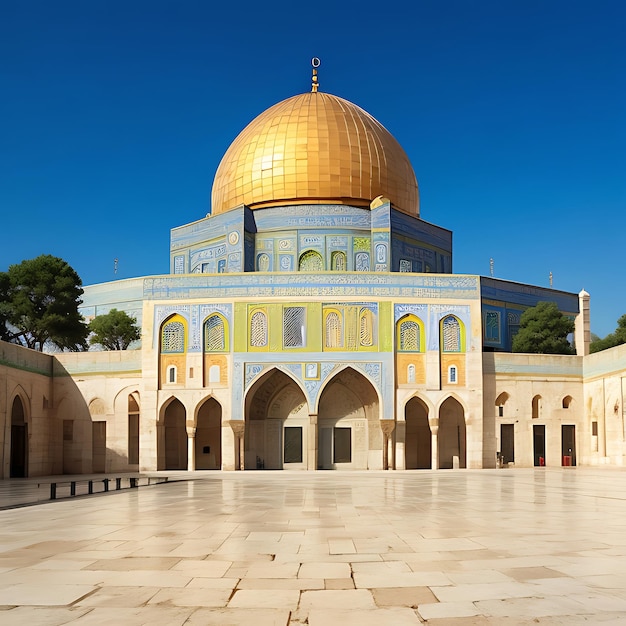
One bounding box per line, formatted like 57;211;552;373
1;468;626;625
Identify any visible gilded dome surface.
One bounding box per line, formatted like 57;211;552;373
211;91;419;216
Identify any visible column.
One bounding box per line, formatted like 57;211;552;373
430;419;439;469
307;414;318;470
380;420;396;470
187;427;196;471
228;420;246;470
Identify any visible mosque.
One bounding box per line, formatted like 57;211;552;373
1;62;625;478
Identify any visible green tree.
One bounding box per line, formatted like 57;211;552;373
512;301;575;355
89;309;141;350
0;255;88;351
590;314;626;353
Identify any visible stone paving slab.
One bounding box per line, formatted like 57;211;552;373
1;468;626;623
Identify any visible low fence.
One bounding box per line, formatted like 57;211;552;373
47;475;169;500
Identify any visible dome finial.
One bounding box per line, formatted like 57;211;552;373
311;57;320;92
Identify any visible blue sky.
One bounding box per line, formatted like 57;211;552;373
1;0;625;337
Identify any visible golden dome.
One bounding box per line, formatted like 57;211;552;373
211;91;419;217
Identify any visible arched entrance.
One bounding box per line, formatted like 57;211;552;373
195;398;222;470
163;399;187;470
438;397;466;469
317;367;379;470
245;369;308;469
405;397;431;469
10;396;27;477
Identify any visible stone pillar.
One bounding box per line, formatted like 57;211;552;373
430;419;439;470
307;414;318;470
575;289;591;356
228;420;245;471
186;427;196;471
380;420;396;470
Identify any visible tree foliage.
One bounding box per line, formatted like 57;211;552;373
0;255;88;351
590;314;626;353
89;309;141;350
511;301;575;355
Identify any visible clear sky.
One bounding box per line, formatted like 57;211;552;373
1;0;625;337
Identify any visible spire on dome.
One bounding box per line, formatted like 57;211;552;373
311;57;320;92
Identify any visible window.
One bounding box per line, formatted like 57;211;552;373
495;392;509;418
562;396;572;409
162;320;185;353
283;307;306;348
331;251;347;271
325;311;343;348
299;250;323;272
167;366;177;383
399;317;421;352
407;364;416;383
250;311;268;347
128;395;139;465
204;315;226;351
448;365;457;384
532;395;541;419
359;308;374;347
485;311;500;342
442;316;461;352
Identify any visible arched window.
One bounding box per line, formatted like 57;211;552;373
442;315;461;352
257;253;270;271
407;364;416;383
299;250;324;272
495;392;509;417
448;365;457;384
331;251;347;271
167;365;177;383
250;310;268;348
562;396;573;409
532;395;541;419
398;316;422;352
204;314;226;352
325;311;343;348
359;308;374;347
161;318;185;353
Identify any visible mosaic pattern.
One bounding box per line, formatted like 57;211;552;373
442;316;461;352
144;274;481;301
162;321;184;353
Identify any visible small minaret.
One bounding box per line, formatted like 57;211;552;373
575;289;591;356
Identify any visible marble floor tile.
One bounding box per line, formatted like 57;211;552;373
2;469;626;623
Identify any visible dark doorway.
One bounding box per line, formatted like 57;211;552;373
10;396;27;477
561;425;576;466
164;399;187;470
533;424;546;467
500;424;515;465
405;397;431;469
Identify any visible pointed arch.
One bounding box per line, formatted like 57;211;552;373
195;396;222;470
317;366;380;469
324;308;343;349
299;250;324;272
331;250;347;271
161;314;187;353
495;391;510;417
244;367;309;470
249;308;269;349
438;396;466;469
441;315;464;352
405;396;431;469
9;393;28;477
203;313;228;352
397;314;424;352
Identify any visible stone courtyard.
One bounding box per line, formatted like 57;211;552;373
1;468;626;624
